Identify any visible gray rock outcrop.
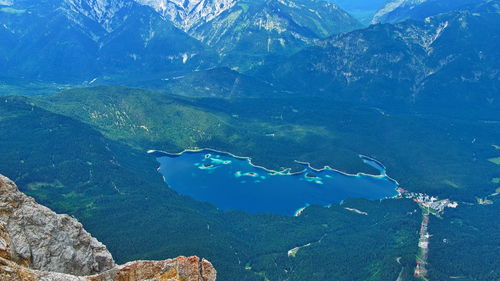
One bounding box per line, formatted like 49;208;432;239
0;174;217;281
0;174;115;276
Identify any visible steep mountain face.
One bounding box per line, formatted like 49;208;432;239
188;0;362;70
372;0;485;24
96;2;212;79
0;0;210;82
0;174;115;276
61;0;131;32
123;0;364;72
0;174;217;281
0;0;363;82
135;0;237;31
263;1;500;109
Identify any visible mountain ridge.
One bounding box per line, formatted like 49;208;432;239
0;0;362;82
258;0;500;109
188;0;362;70
135;0;237;31
0;0;213;82
372;0;487;24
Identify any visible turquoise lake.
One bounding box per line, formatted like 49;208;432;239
155;150;398;216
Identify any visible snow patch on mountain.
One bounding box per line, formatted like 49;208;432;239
64;0;131;32
134;0;236;31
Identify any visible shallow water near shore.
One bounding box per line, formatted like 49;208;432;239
155;150;398;216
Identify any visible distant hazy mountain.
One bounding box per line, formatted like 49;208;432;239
326;0;388;25
372;0;486;24
262;0;500;109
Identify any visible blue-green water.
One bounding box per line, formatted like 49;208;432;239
155;150;398;216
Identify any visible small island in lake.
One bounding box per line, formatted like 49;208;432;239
155;150;398;215
306;172;318;179
199;164;215;170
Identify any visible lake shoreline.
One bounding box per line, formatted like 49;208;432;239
148;148;403;205
148;148;400;188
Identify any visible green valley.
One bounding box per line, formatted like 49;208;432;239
0;94;424;281
9;85;496;280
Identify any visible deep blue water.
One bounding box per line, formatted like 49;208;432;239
155;150;398;216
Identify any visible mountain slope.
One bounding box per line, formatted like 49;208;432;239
262;1;500;109
135;0;237;31
39;86;499;200
0;0;212;82
0;0;363;82
188;0;362;70
97;3;212;80
134;67;283;98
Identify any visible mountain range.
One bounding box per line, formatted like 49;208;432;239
0;0;361;82
2;0;498;111
0;0;211;82
186;0;362;69
258;0;500;110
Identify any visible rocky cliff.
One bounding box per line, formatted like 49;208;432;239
135;0;236;31
0;174;216;281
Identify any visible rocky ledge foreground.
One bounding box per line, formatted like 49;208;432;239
0;174;216;281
